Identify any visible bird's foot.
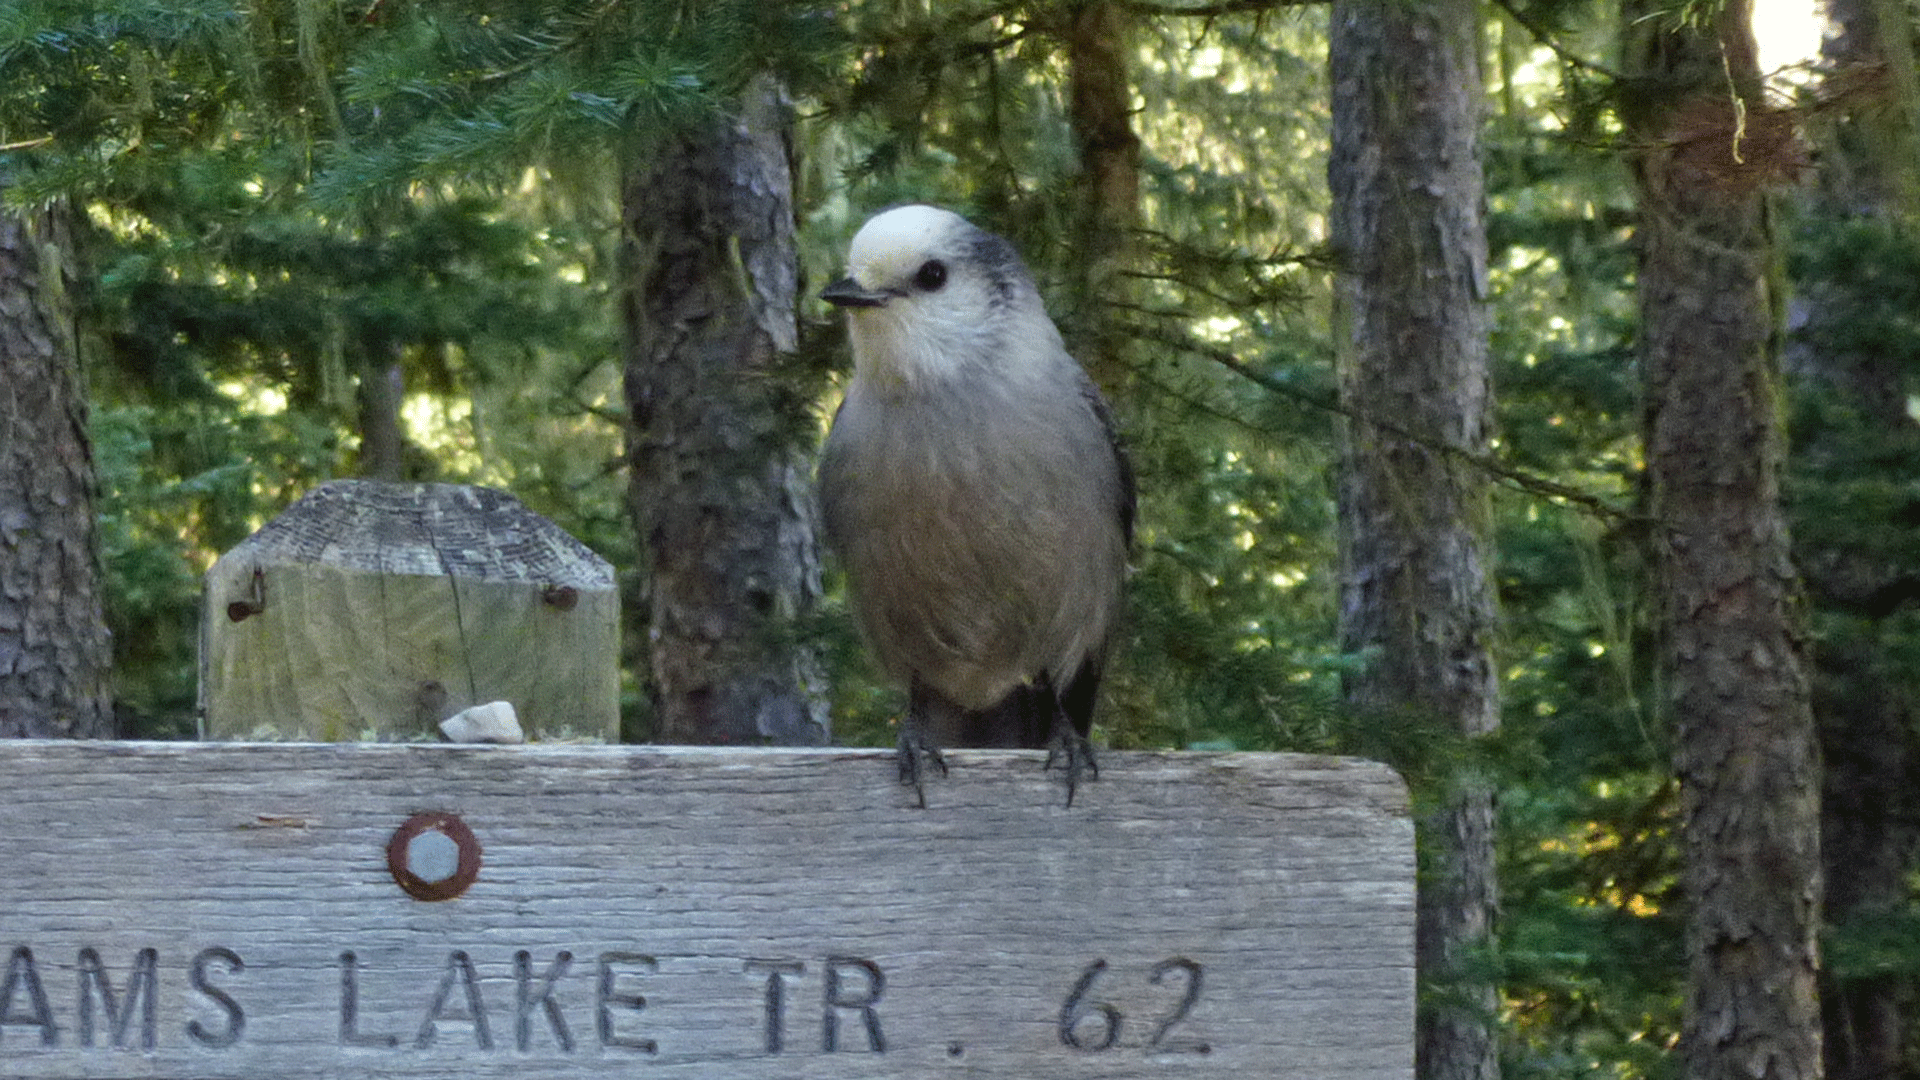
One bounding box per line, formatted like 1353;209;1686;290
1043;731;1100;808
896;732;948;809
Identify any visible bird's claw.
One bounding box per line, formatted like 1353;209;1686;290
897;736;948;809
1044;732;1099;807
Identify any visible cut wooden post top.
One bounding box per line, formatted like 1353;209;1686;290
209;479;614;585
199;480;619;743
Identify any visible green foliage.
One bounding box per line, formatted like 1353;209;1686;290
1786;211;1920;1033
312;0;844;211
803;6;1357;761
91;398;341;735
1478;11;1696;1072
5;0;1915;1072
0;0;636;733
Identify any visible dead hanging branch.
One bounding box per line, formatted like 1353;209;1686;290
1115;0;1324;13
1123;320;1640;525
1486;0;1627;83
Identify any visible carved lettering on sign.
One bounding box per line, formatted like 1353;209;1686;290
338;951;399;1049
745;958;805;1053
415;951;491;1050
1060;959;1122;1051
1148;958;1209;1054
594;952;656;1053
77;947;158;1050
1060;958;1211;1054
0;945;1219;1062
0;947;249;1052
821;956;885;1053
0;947;56;1046
513;950;574;1053
187;947;247;1049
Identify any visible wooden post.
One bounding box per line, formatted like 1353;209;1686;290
199;480;619;742
0;743;1413;1078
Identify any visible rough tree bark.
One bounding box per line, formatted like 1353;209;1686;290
1801;0;1920;1070
1061;0;1142;396
354;352;408;481
1327;0;1500;1077
0;201;114;738
1621;2;1822;1077
621;74;829;746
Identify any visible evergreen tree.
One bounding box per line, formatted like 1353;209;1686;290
622;72;829;745
8;2;1912;1069
1621;0;1822;1075
1;0;613;728
0;195;114;737
1328;0;1502;1076
1475;6;1682;1074
1060;0;1142;396
319;0;839;743
1794;0;1920;1063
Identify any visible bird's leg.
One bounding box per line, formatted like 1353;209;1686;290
1042;691;1099;809
898;677;948;809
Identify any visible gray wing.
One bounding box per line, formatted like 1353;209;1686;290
1081;379;1136;548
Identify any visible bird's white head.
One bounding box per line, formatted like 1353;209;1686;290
821;205;1059;389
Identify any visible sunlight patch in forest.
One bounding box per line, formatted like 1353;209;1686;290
402;393;484;475
1752;0;1825;72
218;378;287;416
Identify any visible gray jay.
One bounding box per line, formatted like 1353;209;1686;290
818;205;1134;806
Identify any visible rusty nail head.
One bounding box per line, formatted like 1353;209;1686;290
387;812;482;902
229;568;268;622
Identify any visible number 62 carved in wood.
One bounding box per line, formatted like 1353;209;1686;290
1058;958;1208;1054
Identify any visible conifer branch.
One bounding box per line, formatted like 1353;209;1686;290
1124;321;1639;523
1115;0;1323;14
1488;0;1627;82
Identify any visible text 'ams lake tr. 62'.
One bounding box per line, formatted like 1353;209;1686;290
0;741;1413;1079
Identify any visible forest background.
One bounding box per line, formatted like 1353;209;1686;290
1;0;1917;1076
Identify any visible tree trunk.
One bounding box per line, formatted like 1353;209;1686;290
1622;2;1823;1077
1819;0;1920;217
1327;1;1500;1077
0;202;114;738
1813;647;1914;1080
1061;0;1142;396
355;351;408;481
621;74;829;747
1801;0;1920;1071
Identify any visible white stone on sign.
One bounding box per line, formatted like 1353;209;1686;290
439;701;524;744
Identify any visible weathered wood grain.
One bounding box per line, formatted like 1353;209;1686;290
199;481;619;742
0;743;1412;1079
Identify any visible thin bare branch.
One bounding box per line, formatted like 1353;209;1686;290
1115;0;1323;15
1488;0;1628;82
1126;321;1639;523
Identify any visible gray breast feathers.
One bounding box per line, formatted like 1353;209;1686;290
820;369;1129;710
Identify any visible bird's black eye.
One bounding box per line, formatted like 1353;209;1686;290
913;260;948;292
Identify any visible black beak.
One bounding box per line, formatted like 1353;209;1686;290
820;277;891;308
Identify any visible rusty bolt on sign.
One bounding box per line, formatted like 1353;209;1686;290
386;812;482;901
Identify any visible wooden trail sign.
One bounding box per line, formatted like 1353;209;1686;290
0;743;1413;1079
